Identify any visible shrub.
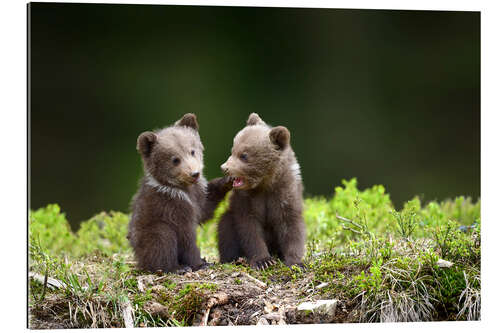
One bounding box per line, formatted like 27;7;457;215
29;204;76;256
76;211;131;256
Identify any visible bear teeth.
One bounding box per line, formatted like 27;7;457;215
233;177;245;188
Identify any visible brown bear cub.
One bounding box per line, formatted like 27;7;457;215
128;114;231;273
218;113;306;269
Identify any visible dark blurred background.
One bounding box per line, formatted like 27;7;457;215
29;3;480;229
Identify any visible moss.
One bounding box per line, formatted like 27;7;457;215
124;277;138;290
162;279;177;290
197;282;218;291
133;290;153;307
170;284;207;324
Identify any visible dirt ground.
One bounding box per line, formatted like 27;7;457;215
29;261;356;328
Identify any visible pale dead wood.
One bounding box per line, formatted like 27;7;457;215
256;317;269;325
120;297;134;328
242;272;267;289
136;275;156;292
199;293;229;326
200;308;211;326
178;280;220;284
316;282;329;289
262;313;281;321
29;271;67;289
68;301;72;325
250;310;261;319
137;280;145;293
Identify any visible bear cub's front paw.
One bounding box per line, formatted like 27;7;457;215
221;176;234;192
175;266;193;275
251;257;277;270
195;257;213;271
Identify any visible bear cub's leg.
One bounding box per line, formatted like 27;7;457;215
277;215;306;268
135;226;180;273
217;212;242;263
177;227;205;271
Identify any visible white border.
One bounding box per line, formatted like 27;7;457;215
2;1;498;332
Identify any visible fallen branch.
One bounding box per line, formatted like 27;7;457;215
178;280;220;284
242;273;267;289
200;293;229;326
120;297;134;328
262;313;282;321
29;271;67;289
316;282;329;290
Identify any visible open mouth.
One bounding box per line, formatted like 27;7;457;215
232;177;245;188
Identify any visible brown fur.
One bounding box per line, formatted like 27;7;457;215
127;114;231;273
218;113;306;269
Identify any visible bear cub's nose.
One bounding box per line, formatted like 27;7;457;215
191;172;200;179
221;163;228;174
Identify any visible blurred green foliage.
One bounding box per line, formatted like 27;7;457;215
76;211;131;257
29;205;130;258
29;204;77;256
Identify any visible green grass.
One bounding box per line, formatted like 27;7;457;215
28;178;480;327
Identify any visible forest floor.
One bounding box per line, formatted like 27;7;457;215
28;179;481;328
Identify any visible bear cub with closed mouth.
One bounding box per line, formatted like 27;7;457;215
218;113;306;269
128;113;231;273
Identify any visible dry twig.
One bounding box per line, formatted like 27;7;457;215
242;273;267;289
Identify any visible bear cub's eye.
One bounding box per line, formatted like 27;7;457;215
172;157;181;166
239;153;248;162
190;150;195;156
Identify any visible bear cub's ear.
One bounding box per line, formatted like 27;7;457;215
137;131;157;158
269;126;290;150
175;113;199;131
246;113;265;126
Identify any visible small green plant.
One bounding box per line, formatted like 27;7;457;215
432;219;480;265
133;289;153;307
391;205;418;240
337;198;371;237
354;258;383;293
433;219;455;258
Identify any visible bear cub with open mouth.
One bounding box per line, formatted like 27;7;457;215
128;113;231;273
218;113;306;269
